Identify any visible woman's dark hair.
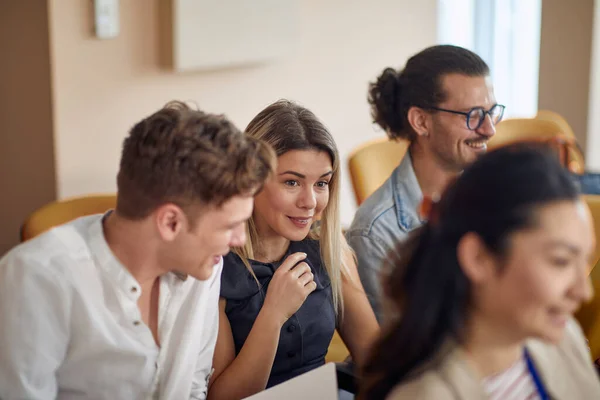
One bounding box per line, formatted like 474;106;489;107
359;144;580;399
368;45;490;141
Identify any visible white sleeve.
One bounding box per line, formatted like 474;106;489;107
0;251;71;400
189;262;222;400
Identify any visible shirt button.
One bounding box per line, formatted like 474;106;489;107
131;287;137;293
287;351;296;358
133;320;141;326
287;324;296;333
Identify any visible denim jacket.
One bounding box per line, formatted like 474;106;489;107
346;153;600;322
346;152;424;322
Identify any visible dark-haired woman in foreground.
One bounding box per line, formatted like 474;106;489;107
360;145;600;399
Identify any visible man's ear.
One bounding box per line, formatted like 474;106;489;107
457;232;497;284
155;204;186;242
407;106;431;138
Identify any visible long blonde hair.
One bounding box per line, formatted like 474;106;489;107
234;99;350;314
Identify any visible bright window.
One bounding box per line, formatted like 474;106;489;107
437;0;542;118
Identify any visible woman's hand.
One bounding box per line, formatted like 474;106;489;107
262;252;317;326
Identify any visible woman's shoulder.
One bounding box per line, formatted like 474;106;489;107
220;251;261;300
385;342;486;400
385;370;456;400
222;251;248;276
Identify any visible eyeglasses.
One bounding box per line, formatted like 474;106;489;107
426;104;506;131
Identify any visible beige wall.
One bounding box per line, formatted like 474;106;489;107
6;0;598;254
0;2;56;255
47;0;438;226
538;0;595;153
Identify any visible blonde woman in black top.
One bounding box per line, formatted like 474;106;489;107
208;100;379;400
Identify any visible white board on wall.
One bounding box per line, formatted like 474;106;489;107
171;0;299;72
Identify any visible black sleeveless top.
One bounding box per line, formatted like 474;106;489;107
220;239;336;388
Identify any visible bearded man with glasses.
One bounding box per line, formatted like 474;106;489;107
346;45;599;323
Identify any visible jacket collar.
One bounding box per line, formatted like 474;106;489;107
392;151;425;232
434;332;585;399
525;336;572;400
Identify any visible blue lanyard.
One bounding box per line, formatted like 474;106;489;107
524;349;549;400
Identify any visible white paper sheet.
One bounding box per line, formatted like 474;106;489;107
244;363;338;400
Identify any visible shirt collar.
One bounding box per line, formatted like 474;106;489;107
86;212;142;300
392;151;425;232
86;212;186;300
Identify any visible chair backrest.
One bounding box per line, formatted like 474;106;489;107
534;110;585;173
325;331;349;363
585;194;600;279
21;194;117;241
575;194;600;359
490;118;585;174
535;109;577;139
347;138;409;206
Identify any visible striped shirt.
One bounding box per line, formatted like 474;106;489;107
482;356;541;400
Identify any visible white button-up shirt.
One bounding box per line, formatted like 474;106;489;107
0;214;221;400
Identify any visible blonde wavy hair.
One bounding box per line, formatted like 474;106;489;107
233;99;351;314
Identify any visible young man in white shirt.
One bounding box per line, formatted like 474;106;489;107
0;101;275;400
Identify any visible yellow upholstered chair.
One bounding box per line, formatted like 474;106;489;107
575;194;600;359
21;194;117;241
585;195;600;278
325;331;349;363
535;110;585;173
491;118;585;174
348;138;409;206
535;110;576;138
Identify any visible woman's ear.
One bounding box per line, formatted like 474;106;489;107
457;232;497;284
